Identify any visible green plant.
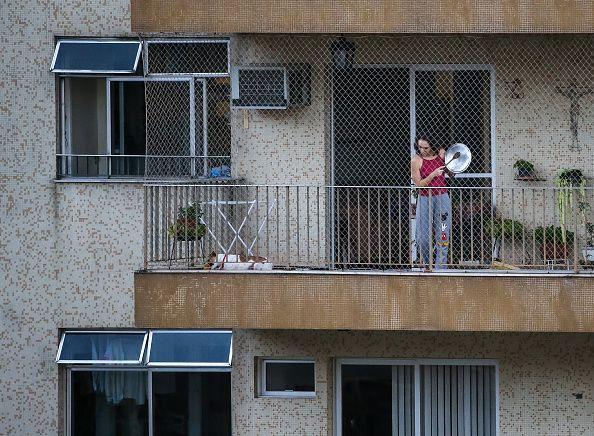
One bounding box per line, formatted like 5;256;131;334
586;222;594;246
167;202;206;241
555;168;589;243
486;218;525;240
513;159;535;173
534;225;575;245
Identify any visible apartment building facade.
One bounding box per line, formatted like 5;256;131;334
3;0;594;435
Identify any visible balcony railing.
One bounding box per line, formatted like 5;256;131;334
56;154;231;179
144;184;594;273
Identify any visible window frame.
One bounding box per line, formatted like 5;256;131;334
57;76;210;179
334;358;499;436
55;330;149;365
259;358;316;398
51;39;142;75
65;366;232;436
409;64;496;185
146;330;233;368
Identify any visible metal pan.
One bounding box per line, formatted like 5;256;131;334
445;143;472;173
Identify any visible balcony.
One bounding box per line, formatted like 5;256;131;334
143;184;594;273
136;183;594;330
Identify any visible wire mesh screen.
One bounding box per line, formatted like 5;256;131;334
143;79;231;178
145;79;193;177
143;34;594;272
146;41;229;75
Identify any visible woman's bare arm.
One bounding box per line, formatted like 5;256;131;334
440;148;455;178
411;156;444;187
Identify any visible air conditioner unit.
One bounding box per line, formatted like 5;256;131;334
231;64;311;109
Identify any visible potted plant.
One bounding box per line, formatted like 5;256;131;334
556;168;585;187
535;225;575;260
486;218;525;241
583;222;594;262
486;218;525;261
167;202;206;241
555;168;588;246
513;159;535;179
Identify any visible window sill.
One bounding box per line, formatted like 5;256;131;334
54;177;146;184
259;392;317;399
54;177;243;185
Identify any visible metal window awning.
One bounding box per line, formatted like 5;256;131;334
55;331;148;364
56;330;233;367
50;40;142;74
147;330;232;367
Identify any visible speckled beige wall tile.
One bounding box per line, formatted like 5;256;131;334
0;0;136;434
232;330;594;435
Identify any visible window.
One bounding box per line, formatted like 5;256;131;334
152;372;231;436
58;330;232;436
56;331;147;364
68;370;231;436
336;359;498;436
260;359;316;397
147;330;232;367
53;39;232;179
51;40;142;74
70;370;148;436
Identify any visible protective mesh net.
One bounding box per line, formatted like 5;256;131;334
143;81;232;178
142;34;594;271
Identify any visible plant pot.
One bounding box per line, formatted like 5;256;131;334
541;242;569;260
558;169;584;186
582;246;594;263
516;168;534;178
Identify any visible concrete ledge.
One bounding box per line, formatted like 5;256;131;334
131;1;594;34
135;271;594;332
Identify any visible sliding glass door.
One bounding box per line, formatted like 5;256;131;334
335;359;498;436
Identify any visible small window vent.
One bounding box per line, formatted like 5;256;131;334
231;64;311;109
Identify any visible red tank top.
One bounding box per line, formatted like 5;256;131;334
419;155;447;196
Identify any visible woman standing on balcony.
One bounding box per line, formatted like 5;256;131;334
411;135;453;269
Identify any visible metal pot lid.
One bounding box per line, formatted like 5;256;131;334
445;143;472;173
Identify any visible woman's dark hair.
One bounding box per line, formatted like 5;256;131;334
414;134;439;155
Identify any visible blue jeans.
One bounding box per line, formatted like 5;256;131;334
416;193;451;269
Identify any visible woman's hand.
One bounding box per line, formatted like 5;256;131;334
430;166;445;179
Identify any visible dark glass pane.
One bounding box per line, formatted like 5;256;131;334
153;372;231;436
415;69;491;177
53;41;140;73
265;362;315;392
149;332;231;364
109;81;147;177
71;371;148;436
341;364;392;436
59;333;145;362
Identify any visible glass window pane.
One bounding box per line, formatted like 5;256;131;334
153;372;231;436
71;370;148;436
341;364;392;435
52;41;141;73
148;331;232;365
265;361;315;392
65;77;108;172
57;332;146;363
109;80;147;177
